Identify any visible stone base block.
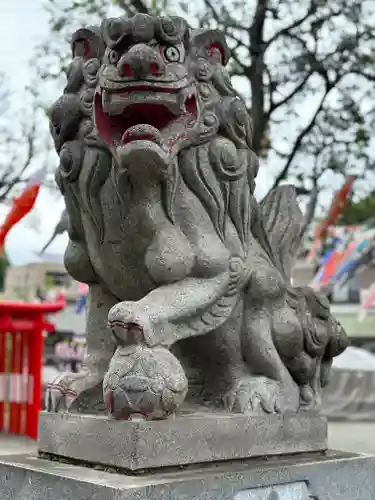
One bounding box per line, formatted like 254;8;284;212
1;450;375;499
37;410;327;471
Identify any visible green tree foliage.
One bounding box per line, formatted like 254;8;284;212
339;191;375;226
0;252;10;291
37;0;375;226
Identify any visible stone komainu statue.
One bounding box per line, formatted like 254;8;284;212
47;14;348;419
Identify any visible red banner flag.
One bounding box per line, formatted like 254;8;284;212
0;168;46;252
307;176;356;261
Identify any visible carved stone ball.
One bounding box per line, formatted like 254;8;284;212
103;344;188;420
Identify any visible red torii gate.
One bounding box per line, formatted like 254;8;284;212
0;298;65;439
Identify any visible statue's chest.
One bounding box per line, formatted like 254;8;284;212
80;195;156;298
81;180;230;298
80;188;192;297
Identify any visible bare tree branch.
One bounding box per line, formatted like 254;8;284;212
0;123;37;202
113;0;137;16
264;1;319;49
201;0;249;32
248;0;268;154
122;0;149;14
301;161;320;235
271;87;332;189
267;71;313;115
351;70;375;83
202;0;251;73
0;73;46;204
283;32;331;83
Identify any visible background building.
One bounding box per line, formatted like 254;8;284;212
3;254;85;335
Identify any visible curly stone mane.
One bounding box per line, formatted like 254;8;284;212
50;27;112;248
171;28;260;250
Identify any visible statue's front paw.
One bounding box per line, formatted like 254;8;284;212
108;302;158;347
224;376;294;414
46;368;104;413
108;302;158;346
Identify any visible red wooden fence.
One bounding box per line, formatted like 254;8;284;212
0;298;65;439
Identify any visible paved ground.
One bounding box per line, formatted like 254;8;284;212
328;421;375;455
0;434;36;455
0;422;375;457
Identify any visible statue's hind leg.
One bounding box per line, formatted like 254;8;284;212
229;287;300;414
171;294;298;414
46;284;117;413
170;299;249;410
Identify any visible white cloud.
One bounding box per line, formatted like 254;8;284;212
0;1;48;92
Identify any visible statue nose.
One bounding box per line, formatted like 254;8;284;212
119;44;165;78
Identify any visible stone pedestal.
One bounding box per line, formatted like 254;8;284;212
37;411;327;471
1;449;375;499
1;410;369;498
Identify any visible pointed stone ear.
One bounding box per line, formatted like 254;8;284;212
190;29;230;65
71;26;105;60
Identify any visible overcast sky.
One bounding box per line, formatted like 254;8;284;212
0;0;68;266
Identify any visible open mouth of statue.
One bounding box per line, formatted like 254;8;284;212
94;85;198;151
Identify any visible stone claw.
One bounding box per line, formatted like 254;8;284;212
223;376;282;415
45;379;67;413
108;302;158;346
46;369;104;413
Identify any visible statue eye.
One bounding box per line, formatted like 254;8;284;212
162;45;182;63
108;49;119;64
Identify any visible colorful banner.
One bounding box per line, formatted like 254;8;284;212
75;282;89;314
358;282;375;321
0;167;46;253
332;232;375;287
307;176;356;261
310;221;375;290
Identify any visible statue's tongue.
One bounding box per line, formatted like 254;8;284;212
121;125;162;146
116;129;170;176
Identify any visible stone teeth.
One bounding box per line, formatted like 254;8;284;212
122;93;182;115
102;90;188;116
102;90;111;112
177;86;196;113
177;91;187;112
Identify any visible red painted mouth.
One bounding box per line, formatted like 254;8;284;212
94;89;197;148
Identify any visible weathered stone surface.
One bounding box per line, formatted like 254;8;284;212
1;450;375;500
38;411;327;471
